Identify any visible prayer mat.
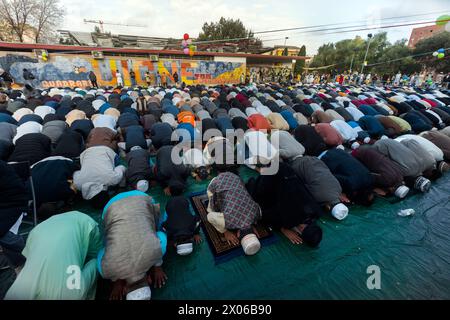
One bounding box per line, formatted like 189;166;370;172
189;191;277;264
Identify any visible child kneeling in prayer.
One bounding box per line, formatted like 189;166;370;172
162;196;202;255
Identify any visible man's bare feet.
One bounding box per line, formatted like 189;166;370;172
373;188;387;196
252;225;260;238
339;193;351;204
151;266;168;289
193;234;202;244
281;228;303;245
223;230;239;246
110;279;127;300
163;186;171;196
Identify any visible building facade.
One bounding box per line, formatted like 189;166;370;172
408;24;445;48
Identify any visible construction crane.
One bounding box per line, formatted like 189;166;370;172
83;19;147;33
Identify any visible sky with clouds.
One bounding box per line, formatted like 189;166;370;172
60;0;449;54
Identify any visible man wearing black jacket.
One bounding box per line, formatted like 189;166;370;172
0;160;28;297
0;68;14;89
88;71;98;88
246;162;323;247
153;145;190;196
162;196;201;256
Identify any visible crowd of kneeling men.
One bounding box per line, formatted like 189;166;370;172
1;82;450;300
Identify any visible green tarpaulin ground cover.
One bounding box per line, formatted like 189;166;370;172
70;168;450;299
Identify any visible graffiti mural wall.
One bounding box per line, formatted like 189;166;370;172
247;65;293;83
0;52;246;88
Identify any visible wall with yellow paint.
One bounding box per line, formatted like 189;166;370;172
0;51;246;88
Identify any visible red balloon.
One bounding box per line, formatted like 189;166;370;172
183;33;189;40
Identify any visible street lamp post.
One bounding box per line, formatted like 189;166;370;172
349;54;355;72
292;59;296;82
360;33;373;74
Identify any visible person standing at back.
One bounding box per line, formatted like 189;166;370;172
115;70;123;87
0;68;14;89
89;71;98;88
129;70;136;87
161;72;167;87
173;72;179;86
145;71;151;87
156;71;162;87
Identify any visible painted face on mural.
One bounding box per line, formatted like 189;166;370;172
217;63;224;74
200;62;208;74
208;63;217;75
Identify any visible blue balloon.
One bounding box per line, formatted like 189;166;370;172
437;48;445;53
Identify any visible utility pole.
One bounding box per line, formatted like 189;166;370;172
361;33;373;74
349;54;355;72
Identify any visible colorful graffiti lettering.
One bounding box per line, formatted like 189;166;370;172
0;52;246;88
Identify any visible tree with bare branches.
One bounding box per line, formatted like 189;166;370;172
0;0;64;43
33;0;64;43
0;0;37;42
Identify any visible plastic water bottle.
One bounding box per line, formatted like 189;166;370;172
398;209;415;217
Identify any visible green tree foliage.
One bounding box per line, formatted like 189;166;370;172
197;17;262;51
372;39;420;75
198;17;252;41
294;45;306;76
308;31;449;75
414;32;450;73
